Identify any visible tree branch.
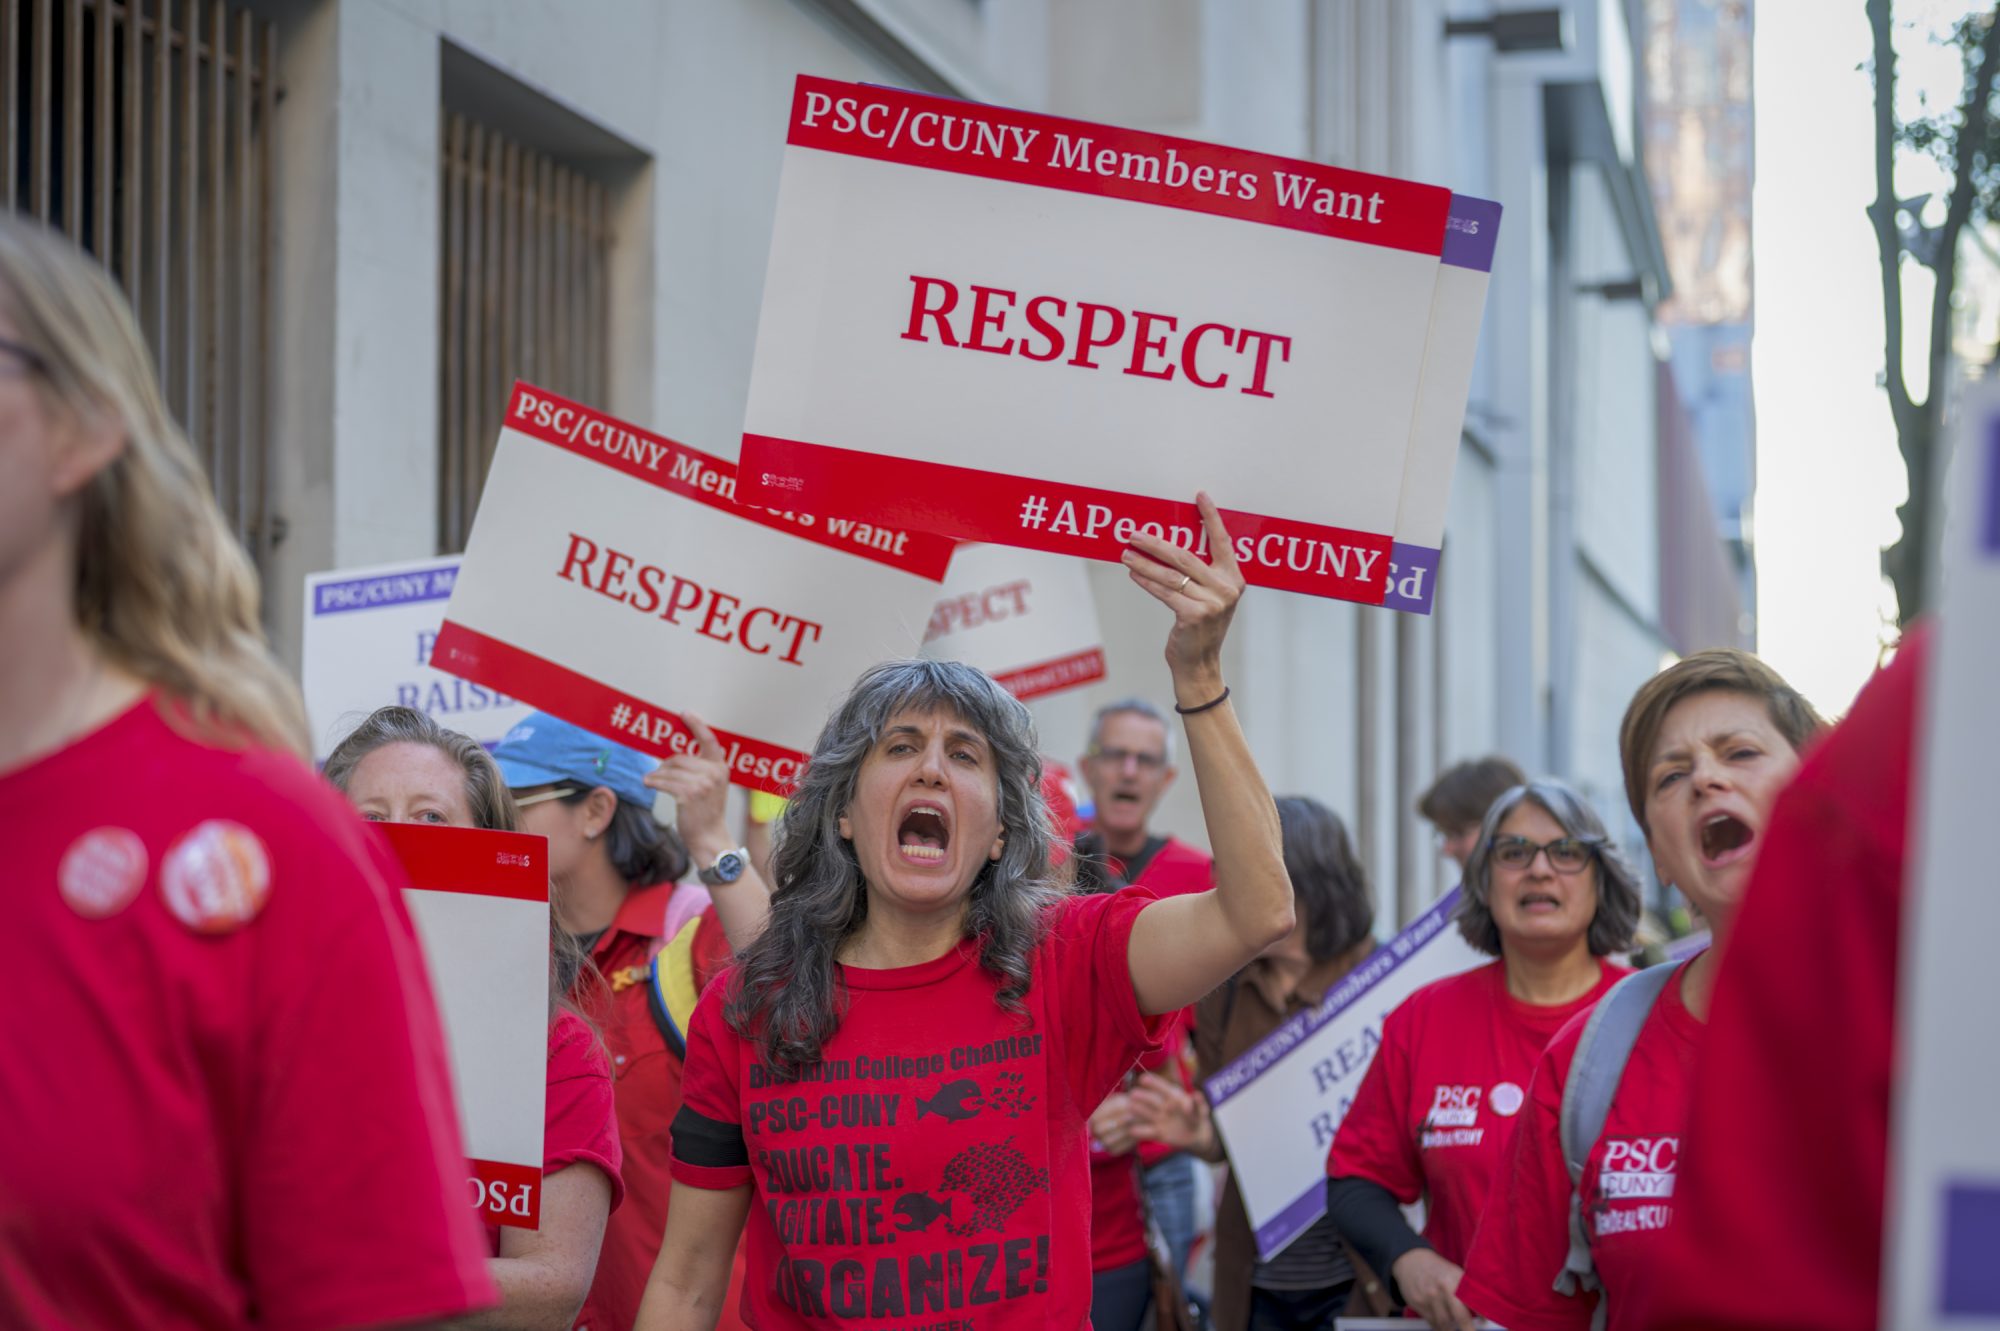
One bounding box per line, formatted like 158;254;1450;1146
1869;0;1917;441
1923;6;2000;434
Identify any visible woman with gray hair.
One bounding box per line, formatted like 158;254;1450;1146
634;496;1297;1331
1325;779;1640;1331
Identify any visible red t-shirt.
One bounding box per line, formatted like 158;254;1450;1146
487;1010;625;1255
578;886;734;1331
672;889;1169;1330
1327;958;1627;1266
1647;629;1926;1331
1457;960;1705;1331
1089;836;1212;1272
0;697;494;1330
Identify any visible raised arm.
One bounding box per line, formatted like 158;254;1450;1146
646;713;772;951
1121;494;1294;1014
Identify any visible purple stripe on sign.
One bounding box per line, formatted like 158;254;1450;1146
1383;542;1442;615
1984;416;2000;554
1942;1181;2000;1314
1254;1186;1332;1262
1204;888;1464;1109
312;565;460;616
1440;195;1502;273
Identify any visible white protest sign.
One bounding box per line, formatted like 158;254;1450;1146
431;383;953;794
301;556;533;761
922;544;1105;700
1206;889;1486;1259
1384;195;1502;614
737;76;1456;605
1884;382;2000;1327
380;822;550;1230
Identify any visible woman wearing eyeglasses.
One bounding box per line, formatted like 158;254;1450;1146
1455;652;1824;1331
1325;779;1641;1331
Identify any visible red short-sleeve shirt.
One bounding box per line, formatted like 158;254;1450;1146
486;1010;625;1254
1457;960;1705;1331
1089;837;1213;1272
0;698;495;1330
671;888;1170;1330
1327;958;1626;1266
1648;630;1927;1331
578;888;734;1331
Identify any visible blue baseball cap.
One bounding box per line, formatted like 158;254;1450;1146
492;712;657;809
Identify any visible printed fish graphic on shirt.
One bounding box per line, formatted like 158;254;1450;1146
892;1191;963;1233
937;1140;1050;1236
916;1079;985;1123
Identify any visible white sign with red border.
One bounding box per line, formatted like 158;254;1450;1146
380;822;550;1230
301;556;533;762
737;75;1455;606
431;384;953;794
922;544;1105;700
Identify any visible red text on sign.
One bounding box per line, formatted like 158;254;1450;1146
901;275;1293;399
557;533;825;667
925;579;1032;642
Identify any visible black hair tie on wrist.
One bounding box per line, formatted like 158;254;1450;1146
1173;686;1231;716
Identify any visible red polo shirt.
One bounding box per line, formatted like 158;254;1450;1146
575;881;735;1331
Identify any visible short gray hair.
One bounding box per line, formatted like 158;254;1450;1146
1454;779;1641;958
1087;697;1177;765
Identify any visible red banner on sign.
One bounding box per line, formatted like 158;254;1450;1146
742;434;1393;604
786;76;1450;256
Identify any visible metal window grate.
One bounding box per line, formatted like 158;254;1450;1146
3;0;276;564
438;110;611;554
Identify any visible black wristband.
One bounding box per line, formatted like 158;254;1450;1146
1173;686;1231;716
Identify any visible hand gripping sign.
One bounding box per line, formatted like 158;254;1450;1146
736;76;1456;606
1205;890;1485;1260
302;556;532;761
1885;382;2000;1325
430;384;953;794
379;822;550;1229
921;544;1106;701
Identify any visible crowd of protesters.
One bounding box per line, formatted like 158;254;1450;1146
0;212;1941;1331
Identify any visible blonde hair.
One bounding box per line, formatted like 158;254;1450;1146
0;216;307;757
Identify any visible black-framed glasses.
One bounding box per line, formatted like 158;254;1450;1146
1491;835;1600;874
1088;746;1167;772
0;334;46;376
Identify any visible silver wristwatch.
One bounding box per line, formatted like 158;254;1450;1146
697;846;750;887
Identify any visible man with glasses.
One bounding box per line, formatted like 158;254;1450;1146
1075;699;1213;1330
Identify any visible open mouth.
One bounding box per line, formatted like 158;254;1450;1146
1517;891;1562;913
898;804;951;864
1699;813;1754;866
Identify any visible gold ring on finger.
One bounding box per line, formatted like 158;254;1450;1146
1177;574;1192;592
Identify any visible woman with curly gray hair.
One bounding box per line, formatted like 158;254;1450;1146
1325;778;1640;1331
634;496;1296;1331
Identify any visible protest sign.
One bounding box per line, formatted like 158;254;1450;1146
737;75;1459;606
430;384;953;795
302;556;532;760
1385;195;1503;614
1205;889;1486;1259
921;544;1105;700
1884;383;2000;1326
380;822;550;1229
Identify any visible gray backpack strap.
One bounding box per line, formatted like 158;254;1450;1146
1554;963;1679;1329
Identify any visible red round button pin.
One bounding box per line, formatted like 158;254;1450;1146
161;820;272;934
58;827;149;919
